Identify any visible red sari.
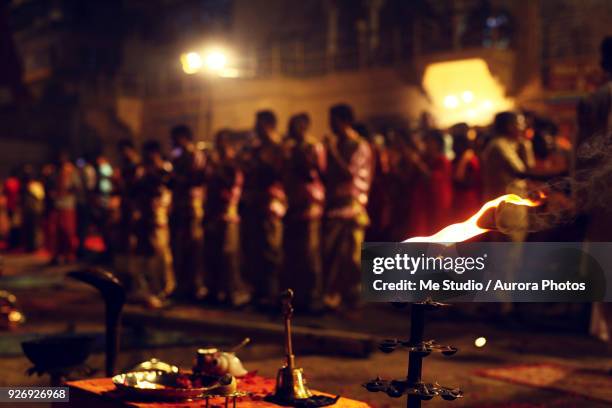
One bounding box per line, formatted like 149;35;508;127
452;153;482;222
408;155;453;237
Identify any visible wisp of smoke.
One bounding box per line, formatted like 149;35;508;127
524;128;612;233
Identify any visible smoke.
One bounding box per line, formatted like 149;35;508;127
525;128;612;234
574;129;612;211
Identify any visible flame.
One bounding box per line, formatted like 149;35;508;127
403;194;543;243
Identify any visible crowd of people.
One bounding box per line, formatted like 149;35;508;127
0;103;571;313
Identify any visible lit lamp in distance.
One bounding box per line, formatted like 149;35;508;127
181;47;238;78
424;58;513;127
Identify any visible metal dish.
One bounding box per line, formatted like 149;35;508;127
112;370;236;401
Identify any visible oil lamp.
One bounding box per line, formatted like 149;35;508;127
364;299;462;407
366;193;545;407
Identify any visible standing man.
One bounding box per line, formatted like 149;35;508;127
576;36;612;342
282;113;325;311
451;124;482;221
48;153;82;264
114;139;141;281
169;125;207;301
481;111;534;241
20;165;45;252
76;156;97;258
240;110;286;309
322;104;373;311
133;141;175;309
422;130;453;233
481;112;534;314
203;130;250;306
94;154;117;263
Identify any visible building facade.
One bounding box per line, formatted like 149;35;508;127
1;0;611;169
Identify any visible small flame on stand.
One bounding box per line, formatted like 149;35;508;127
403;194;544;243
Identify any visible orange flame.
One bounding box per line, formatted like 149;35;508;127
403;194;543;243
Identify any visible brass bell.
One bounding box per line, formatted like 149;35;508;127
272;289;313;402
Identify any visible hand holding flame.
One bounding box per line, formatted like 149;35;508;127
403;193;545;243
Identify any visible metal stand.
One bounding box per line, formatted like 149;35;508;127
68;268;125;376
364;299;463;407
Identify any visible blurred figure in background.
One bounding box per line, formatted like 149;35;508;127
240;110;286;309
322;104;372;311
169;125;206;301
75;156;98;258
482;112;534;200
531;120;570;176
406;130;453;236
4;170;21;249
0;184;9;248
282;113;325;311
365;130;392;241
132;141;175;309
386;130;418;241
114;139;141;283
576;36;612;342
402;131;429;237
423;130;453;232
40;163;56;253
203;130;249;307
481;111;533;315
20;165;44;252
94;154;117;262
481;111;534;241
451;123;482;221
48;153;82;264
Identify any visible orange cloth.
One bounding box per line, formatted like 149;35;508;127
58;375;370;408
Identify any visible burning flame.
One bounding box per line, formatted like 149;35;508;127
403;194;543;243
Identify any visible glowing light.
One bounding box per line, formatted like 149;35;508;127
205;50;227;72
28;181;45;201
181;47;237;77
219;67;240;78
444;95;459;109
423;59;514;126
181;51;203;74
403;194;543;243
474;337;487;348
99;163;113;177
8;310;23;323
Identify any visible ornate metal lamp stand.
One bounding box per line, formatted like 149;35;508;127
364;299;463;408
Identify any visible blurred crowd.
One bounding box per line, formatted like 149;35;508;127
0;104;571;313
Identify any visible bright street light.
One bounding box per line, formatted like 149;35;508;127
181;51;203;74
180;47;230;75
204;50;227;72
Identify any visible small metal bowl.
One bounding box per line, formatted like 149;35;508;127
22;334;95;371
